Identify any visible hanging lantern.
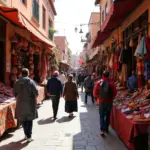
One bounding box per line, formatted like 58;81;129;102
79;28;83;34
75;27;78;33
79;25;83;34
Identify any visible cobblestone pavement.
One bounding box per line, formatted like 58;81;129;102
0;91;127;150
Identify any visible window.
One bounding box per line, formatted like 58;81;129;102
105;3;108;16
102;11;104;23
42;6;46;29
32;0;39;22
20;0;26;5
49;19;53;40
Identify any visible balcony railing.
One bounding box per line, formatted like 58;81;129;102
32;0;39;22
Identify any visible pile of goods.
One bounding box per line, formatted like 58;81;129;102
0;82;14;103
114;88;150;122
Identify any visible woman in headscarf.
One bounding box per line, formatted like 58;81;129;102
63;74;79;118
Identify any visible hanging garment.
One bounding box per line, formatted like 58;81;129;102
144;60;150;80
41;51;48;79
137;58;144;76
137;75;144;88
113;51;119;71
134;44;140;57
145;37;150;59
137;36;147;58
121;64;127;82
109;54;113;68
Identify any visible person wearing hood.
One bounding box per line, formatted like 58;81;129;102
14;68;38;142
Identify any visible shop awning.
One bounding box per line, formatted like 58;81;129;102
101;0;142;32
92;30;111;48
0;6;23;27
60;61;70;67
19;13;55;47
92;0;142;48
0;6;55;47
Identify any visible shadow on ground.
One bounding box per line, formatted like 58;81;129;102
0;139;29;150
72;91;127;150
57;116;76;123
37;117;54;125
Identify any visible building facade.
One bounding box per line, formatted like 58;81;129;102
93;0;150;82
0;0;57;85
54;36;70;71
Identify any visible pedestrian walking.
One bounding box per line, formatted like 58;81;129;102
77;73;82;88
84;74;95;104
63;74;79;118
80;73;86;92
59;71;67;87
14;68;38;142
47;71;63;121
93;71;117;136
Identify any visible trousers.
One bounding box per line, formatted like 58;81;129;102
51;95;60;118
99;102;112;132
85;91;94;103
22;120;33;138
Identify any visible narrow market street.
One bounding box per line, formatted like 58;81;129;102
0;90;127;150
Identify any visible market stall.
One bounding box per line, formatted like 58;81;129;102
102;10;150;150
111;88;150;150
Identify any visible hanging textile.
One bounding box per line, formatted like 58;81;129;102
121;64;127;82
109;54;113;68
145;37;150;59
41;50;48;79
137;36;147;58
137;58;144;76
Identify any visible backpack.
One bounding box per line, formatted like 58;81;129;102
99;80;113;100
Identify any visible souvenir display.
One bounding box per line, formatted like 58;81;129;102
0;82;14;103
114;86;150;122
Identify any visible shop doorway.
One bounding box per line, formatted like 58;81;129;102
0;41;5;82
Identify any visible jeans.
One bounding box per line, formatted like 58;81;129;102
99;102;112;132
22;120;33;138
85;91;94;103
51;95;60;118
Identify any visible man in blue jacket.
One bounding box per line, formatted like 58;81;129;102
47;71;63;120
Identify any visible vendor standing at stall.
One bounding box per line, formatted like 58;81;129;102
14;68;38;142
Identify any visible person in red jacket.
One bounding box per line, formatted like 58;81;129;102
93;71;117;136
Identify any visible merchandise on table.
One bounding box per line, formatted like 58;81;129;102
113;87;150;122
0;82;15;103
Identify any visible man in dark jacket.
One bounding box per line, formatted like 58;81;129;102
84;75;94;104
47;71;63;120
14;68;38;142
93;71;117;136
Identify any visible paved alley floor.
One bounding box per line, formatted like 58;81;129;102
0;91;127;150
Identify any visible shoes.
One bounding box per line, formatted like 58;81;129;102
68;113;74;119
27;138;33;142
53;117;57;121
100;131;105;137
